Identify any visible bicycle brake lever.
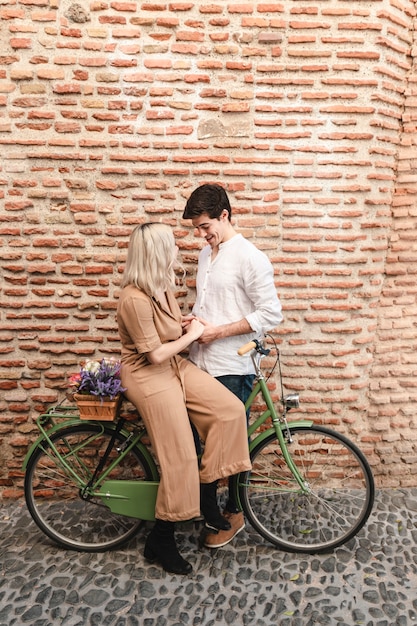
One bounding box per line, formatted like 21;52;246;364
253;339;271;356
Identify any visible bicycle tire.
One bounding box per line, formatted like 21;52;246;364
239;425;375;553
24;422;157;552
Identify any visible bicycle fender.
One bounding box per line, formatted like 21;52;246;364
21;419;150;471
248;419;314;452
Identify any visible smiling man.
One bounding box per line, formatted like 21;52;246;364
182;183;283;549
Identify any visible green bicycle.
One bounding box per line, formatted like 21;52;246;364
23;337;375;553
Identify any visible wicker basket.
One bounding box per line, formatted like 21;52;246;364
74;393;121;421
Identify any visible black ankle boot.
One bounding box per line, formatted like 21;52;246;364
200;481;232;531
144;520;192;575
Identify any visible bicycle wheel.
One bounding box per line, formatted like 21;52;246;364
25;423;157;551
240;425;375;553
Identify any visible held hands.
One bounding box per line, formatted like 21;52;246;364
182;315;220;344
196;320;219;344
181;314;196;330
147;316;204;366
182;315;250;345
183;317;205;341
192;318;222;344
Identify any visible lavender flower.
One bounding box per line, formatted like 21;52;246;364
69;359;126;399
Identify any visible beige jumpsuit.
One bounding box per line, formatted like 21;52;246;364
117;284;252;522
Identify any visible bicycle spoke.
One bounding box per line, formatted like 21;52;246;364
241;426;374;552
25;424;155;551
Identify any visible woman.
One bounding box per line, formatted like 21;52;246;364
117;223;251;575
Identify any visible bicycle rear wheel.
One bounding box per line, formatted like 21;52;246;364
24;423;156;551
240;425;374;553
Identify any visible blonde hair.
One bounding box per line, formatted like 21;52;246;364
121;223;177;296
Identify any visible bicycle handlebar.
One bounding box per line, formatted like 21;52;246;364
238;338;271;357
237;340;257;356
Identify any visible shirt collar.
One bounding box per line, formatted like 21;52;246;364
218;233;241;250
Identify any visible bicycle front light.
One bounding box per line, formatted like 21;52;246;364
283;393;300;410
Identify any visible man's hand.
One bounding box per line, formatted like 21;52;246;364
196;319;220;344
184;318;205;341
195;316;253;344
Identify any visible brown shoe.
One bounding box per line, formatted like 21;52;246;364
204;511;245;549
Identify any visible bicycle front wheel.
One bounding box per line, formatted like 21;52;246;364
240;425;375;553
25;423;156;552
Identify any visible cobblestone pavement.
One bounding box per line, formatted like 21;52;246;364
1;488;417;626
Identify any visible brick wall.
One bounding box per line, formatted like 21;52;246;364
1;0;417;498
369;0;417;487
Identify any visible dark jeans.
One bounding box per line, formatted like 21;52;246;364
215;374;255;422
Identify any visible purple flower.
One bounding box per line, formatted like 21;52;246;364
71;359;126;399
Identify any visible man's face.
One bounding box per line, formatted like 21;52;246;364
191;210;228;250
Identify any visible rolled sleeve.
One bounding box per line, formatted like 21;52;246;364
244;254;283;334
118;291;162;354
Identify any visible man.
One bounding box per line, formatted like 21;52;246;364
182;183;283;548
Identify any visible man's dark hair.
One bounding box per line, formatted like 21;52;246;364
183;184;232;221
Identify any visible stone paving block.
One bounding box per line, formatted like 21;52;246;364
0;489;416;625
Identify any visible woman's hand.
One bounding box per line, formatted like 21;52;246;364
181;314;196;330
147;317;204;365
184;318;204;341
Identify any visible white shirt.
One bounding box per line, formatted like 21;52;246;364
189;234;283;376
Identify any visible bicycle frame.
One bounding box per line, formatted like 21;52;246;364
246;377;311;477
